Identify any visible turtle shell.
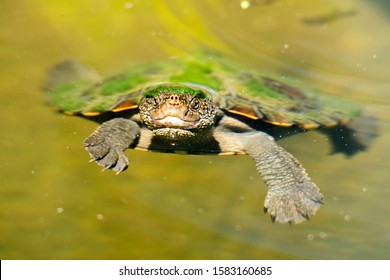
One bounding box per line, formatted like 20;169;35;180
47;50;362;129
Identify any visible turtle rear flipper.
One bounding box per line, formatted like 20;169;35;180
44;60;101;92
44;61;102;114
321;109;378;156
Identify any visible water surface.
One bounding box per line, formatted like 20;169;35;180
1;0;389;259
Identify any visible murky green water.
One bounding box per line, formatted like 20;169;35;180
1;0;389;259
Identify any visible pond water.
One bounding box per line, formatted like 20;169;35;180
1;0;389;259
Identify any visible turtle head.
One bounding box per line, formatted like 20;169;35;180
139;83;217;138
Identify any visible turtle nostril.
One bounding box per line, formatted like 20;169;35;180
169;95;180;105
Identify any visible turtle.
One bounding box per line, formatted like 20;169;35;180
45;50;375;224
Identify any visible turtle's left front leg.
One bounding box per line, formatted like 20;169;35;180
243;132;323;223
84;118;140;174
214;115;323;224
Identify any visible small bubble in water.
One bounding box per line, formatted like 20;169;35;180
96;213;104;220
240;0;250;10
56;207;64;214
198;207;204;214
307;234;315;241
362;187;367;192
124;2;134;9
319;232;327;239
344;215;351;221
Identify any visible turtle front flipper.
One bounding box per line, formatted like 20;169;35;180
214;115;323;224
246;133;323;224
84;118;140;174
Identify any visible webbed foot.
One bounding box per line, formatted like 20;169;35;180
263;185;323;224
83;118;140;174
84;134;129;174
233;130;323;224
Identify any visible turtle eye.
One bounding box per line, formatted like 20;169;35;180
190;98;200;111
151;97;159;109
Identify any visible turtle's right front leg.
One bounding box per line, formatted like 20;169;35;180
84;118;140;174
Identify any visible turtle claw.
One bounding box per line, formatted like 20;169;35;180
263;207;276;224
85;134;130;174
92;148;129;174
263;191;323;224
101;165;111;172
101;162;127;174
113;155;129;174
115;165;128;175
301;213;310;221
83;118;140;174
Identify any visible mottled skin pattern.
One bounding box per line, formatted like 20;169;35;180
84;83;322;224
